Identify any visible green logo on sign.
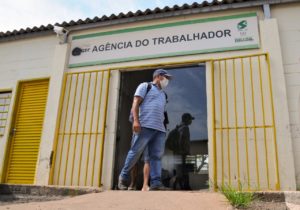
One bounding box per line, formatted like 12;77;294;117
237;20;247;30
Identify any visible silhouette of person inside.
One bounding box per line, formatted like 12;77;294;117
168;113;195;190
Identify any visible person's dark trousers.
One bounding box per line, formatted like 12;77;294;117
181;155;191;190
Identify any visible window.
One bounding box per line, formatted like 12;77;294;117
0;91;12;136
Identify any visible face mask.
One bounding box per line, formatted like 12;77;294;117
160;77;169;89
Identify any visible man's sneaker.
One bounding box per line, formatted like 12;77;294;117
149;185;171;191
118;178;128;190
127;186;137;191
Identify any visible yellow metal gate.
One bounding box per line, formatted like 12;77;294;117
211;53;280;191
5;79;49;184
50;70;110;187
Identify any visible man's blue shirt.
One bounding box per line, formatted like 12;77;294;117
134;82;166;133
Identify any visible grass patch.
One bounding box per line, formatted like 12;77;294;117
220;185;255;208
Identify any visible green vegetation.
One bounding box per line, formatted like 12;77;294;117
220;185;255;208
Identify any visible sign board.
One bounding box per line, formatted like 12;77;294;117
69;13;260;68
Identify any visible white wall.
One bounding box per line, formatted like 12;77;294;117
35;44;68;185
0;36;58;182
272;2;300;189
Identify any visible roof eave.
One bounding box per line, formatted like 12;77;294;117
0;0;299;43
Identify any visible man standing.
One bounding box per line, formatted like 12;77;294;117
118;69;172;190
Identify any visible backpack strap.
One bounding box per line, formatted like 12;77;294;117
146;82;152;94
164;92;168;103
145;82;168;103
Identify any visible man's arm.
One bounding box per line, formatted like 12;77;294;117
131;96;143;133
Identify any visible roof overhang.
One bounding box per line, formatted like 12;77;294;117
0;0;298;43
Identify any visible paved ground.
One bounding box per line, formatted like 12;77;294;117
0;191;231;210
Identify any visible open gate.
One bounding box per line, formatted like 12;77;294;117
50;70;110;187
211;53;280;191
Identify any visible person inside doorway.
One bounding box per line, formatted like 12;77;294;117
168;113;195;190
118;69;172;191
128;150;150;191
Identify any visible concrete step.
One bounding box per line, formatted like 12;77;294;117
284;191;300;205
253;191;300;205
0;184;101;196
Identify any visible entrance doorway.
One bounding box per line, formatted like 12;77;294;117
114;65;208;190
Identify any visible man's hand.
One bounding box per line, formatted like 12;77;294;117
132;120;141;133
131;96;143;133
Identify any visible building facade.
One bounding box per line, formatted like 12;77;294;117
0;0;299;191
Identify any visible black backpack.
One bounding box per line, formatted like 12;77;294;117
165;125;181;152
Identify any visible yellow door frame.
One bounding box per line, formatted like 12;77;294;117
49;52;279;191
2;77;50;184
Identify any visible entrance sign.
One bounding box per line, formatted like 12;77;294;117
69;13;260;68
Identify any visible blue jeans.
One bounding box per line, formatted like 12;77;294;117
119;127;166;187
131;134;149;162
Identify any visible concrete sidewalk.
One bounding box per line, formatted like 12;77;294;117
0;191;231;210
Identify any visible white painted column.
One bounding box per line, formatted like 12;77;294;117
101;70;120;189
260;19;296;190
35;44;68;185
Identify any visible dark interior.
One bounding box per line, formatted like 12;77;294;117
113;65;208;190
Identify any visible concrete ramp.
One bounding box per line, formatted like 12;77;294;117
0;191;230;210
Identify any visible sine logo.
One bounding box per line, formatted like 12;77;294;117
237;20;248;31
235;20;254;43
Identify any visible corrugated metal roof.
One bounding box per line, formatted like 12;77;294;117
0;0;253;40
0;0;296;41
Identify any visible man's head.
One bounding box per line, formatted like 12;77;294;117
153;69;172;89
182;113;195;125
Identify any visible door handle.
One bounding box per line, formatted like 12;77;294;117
10;128;16;135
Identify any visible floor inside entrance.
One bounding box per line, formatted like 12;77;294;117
114;66;209;191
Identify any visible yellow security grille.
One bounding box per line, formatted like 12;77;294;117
211;54;280;191
5;79;49;184
50;70;110;187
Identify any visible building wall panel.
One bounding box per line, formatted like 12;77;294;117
0;36;57;182
272;2;300;187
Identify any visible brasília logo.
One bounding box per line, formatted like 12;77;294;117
237;20;247;30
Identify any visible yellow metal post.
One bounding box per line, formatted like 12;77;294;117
91;71;105;186
257;55;270;189
62;75;80;185
224;60;231;185
249;57;260;189
266;53;280;190
77;73;92;185
218;61;224;188
70;73;86;185
241;58;250;190
211;61;217;191
232;59;241;190
84;72;98;186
